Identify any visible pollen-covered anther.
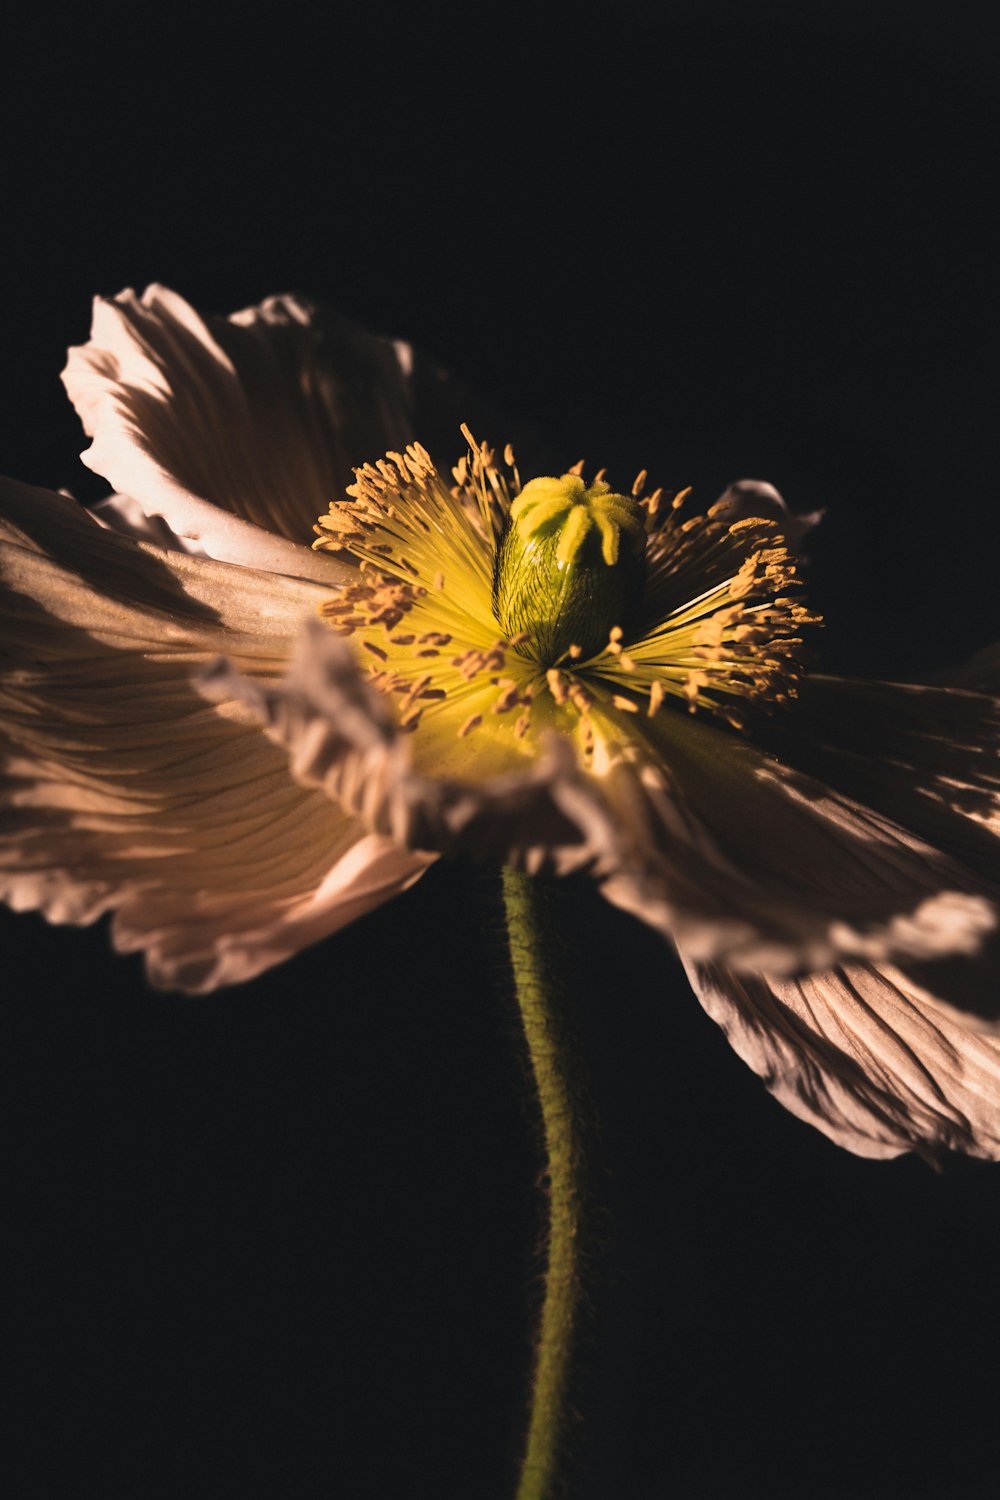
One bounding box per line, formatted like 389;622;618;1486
568;683;594;715
452;648;486;680
546;668;569;705
458;714;483;739
684;671;710;709
492;680;524;715
732;624;768;644
693;607;746;657
398;674;433;713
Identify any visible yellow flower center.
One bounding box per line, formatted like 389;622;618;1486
311;428;820;778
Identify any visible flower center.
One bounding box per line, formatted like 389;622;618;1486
311;430;821;766
492;476;647;668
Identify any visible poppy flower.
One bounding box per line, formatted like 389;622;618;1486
2;285;997;1163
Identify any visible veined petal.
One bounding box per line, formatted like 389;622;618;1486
763;674;1000;882
750;671;1000;1026
589;701;1000;1007
1;478;428;992
62;285;414;546
198;620;626;879
682;956;1000;1162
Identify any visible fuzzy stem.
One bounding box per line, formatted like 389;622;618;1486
503;866;585;1500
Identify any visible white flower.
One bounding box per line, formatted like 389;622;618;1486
2;284;998;1162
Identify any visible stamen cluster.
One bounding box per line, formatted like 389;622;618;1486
312;430;820;762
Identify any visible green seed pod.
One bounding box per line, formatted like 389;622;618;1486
493;475;647;665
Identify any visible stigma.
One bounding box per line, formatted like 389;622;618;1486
493;474;647;667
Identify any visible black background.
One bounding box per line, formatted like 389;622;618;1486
4;7;999;1497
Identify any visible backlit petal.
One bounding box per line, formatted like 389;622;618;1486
1;478;428;992
91;490;352;584
62;285;414;546
590;702;1000;1003
682;955;1000;1161
755;673;1000;1026
766;675;1000;866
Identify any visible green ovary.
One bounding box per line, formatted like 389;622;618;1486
493;475;647;666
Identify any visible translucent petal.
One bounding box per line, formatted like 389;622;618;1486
682;955;1000;1161
92;491;353;584
62;285;414;545
1;478;428;992
590;701;1000;1006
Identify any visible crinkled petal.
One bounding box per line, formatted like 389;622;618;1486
197;620;627;879
193;619;1000;1015
766;674;1000;869
1;478;428;992
589;703;1000;1017
682;955;1000;1162
755;672;1000;1025
62;284;414;548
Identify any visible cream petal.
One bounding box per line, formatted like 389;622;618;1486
753;672;1000;1026
590;704;1000;1015
682;955;1000;1161
62;284;414;547
1;475;336;638
765;674;1000;867
90;490;353;584
1;477;428;992
197;620;627;879
92;493;209;555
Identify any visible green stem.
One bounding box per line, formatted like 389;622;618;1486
502;866;586;1500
